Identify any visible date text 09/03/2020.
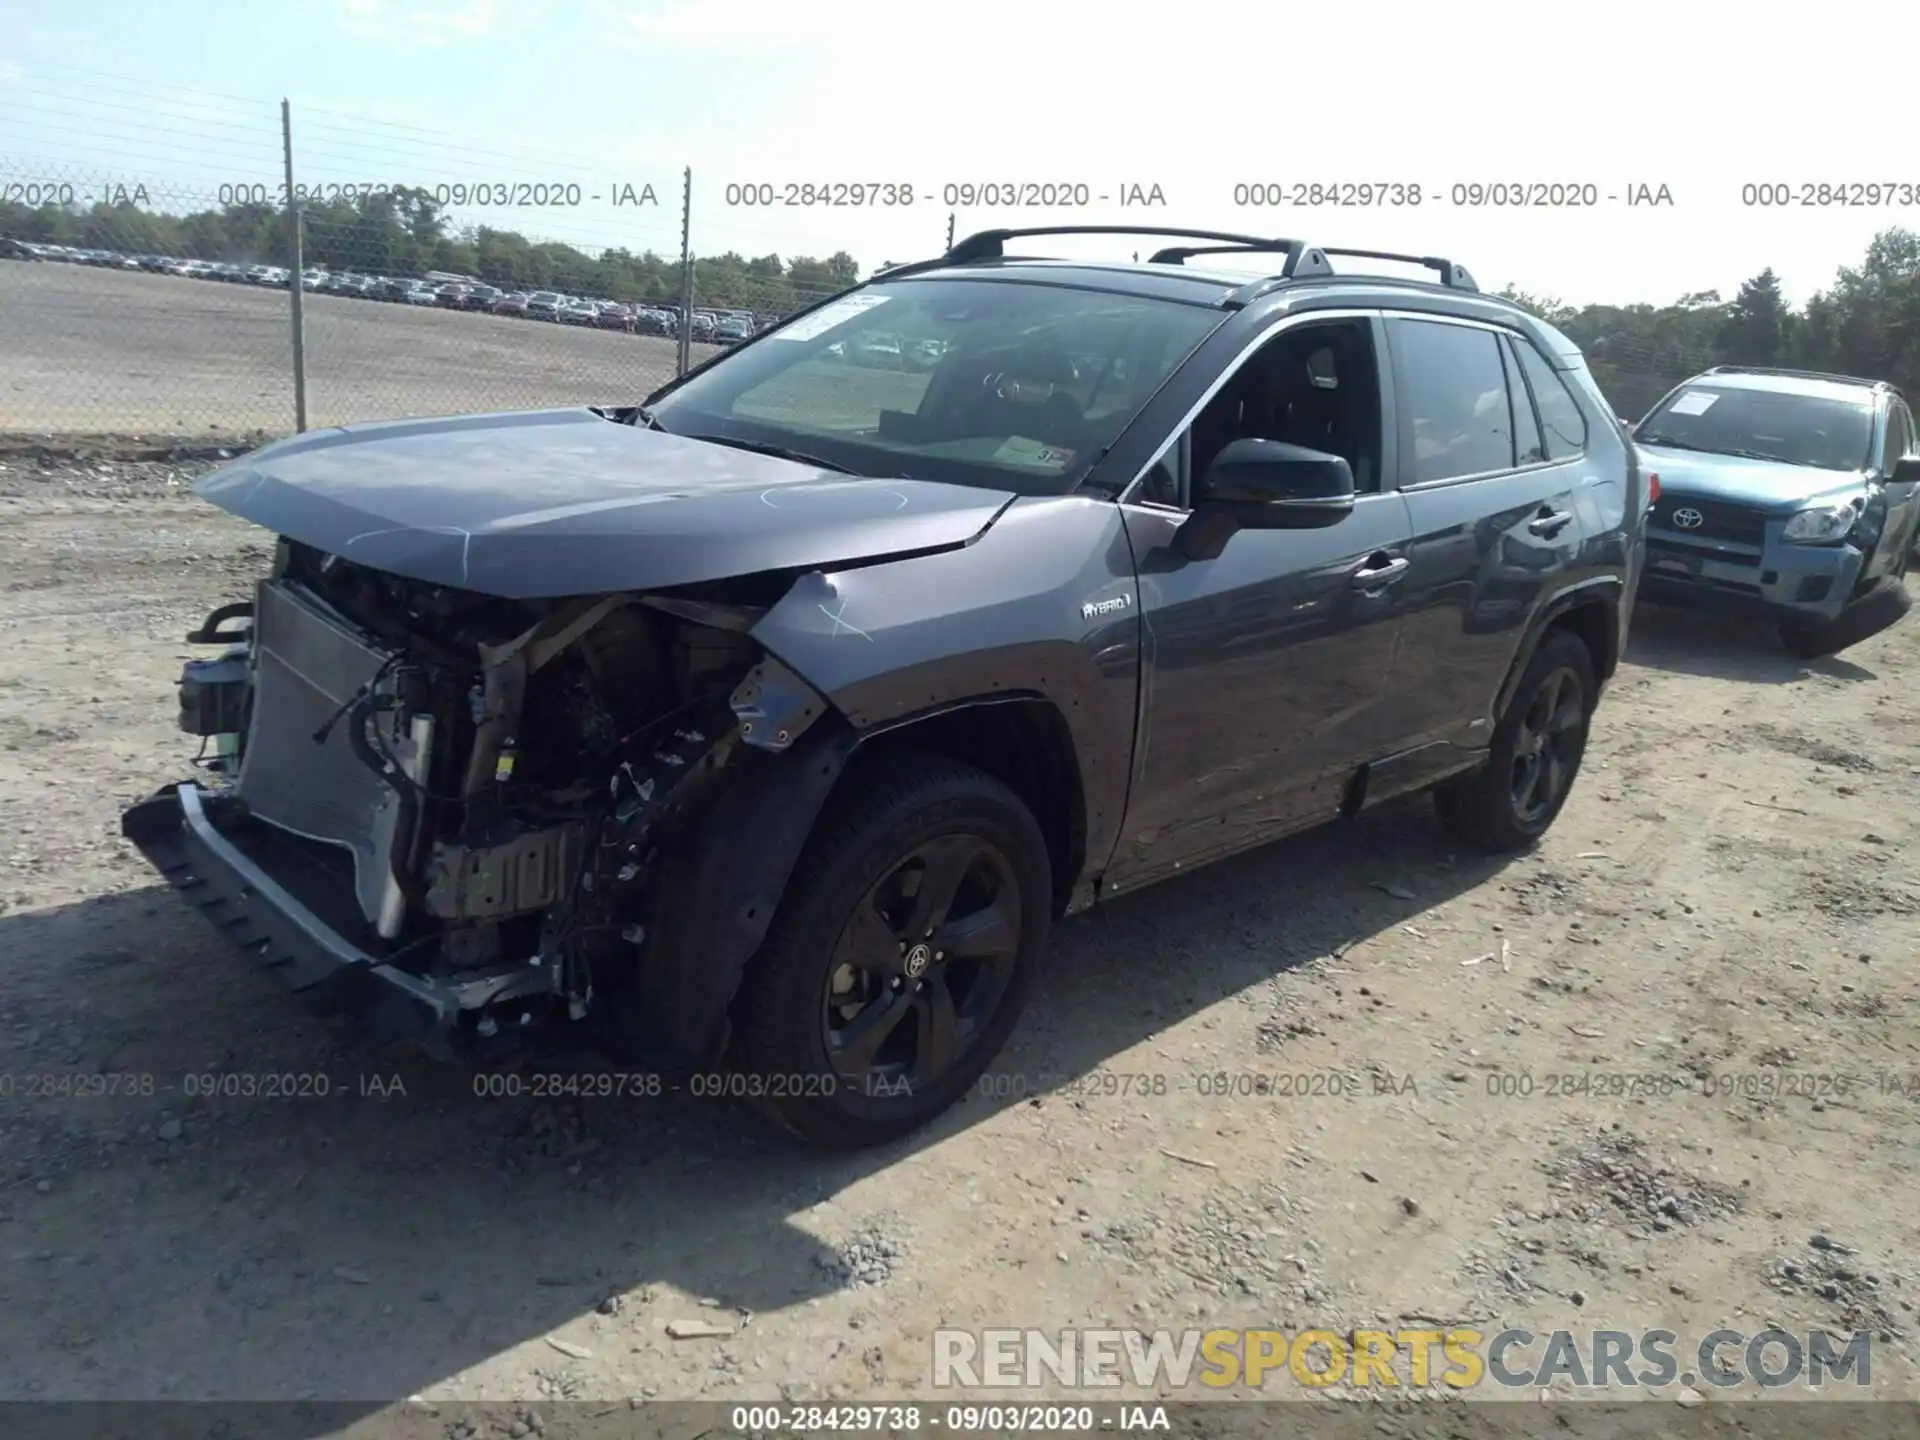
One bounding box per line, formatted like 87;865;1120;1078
721;181;1168;207
1226;181;1676;208
208;181;663;207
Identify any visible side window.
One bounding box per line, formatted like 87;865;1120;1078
1509;336;1589;459
1388;318;1514;484
1501;336;1546;465
1183;318;1385;498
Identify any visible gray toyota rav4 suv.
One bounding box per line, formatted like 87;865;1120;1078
123;226;1648;1147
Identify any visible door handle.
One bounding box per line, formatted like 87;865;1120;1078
1350;554;1409;589
1528;508;1572;536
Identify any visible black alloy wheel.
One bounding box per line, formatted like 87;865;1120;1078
822;834;1022;1094
1434;629;1595;852
1509;664;1585;826
728;754;1052;1148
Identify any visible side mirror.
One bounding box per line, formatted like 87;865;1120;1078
1890;456;1920;486
1175;439;1356;560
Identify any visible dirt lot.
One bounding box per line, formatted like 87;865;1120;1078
1;448;1918;1430
0;262;706;438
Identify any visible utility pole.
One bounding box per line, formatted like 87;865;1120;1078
281;99;308;432
676;167;694;377
946;212;955;249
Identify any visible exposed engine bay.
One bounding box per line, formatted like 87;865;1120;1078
162;536;837;1059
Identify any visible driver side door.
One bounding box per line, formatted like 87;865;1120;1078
1106;312;1415;891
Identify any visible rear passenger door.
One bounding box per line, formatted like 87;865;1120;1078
1387;315;1589;751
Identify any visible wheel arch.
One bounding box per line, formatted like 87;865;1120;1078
616;689;1089;1075
847;693;1087;920
1493;579;1622;721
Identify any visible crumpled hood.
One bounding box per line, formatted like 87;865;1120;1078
197;408;1015;599
1634;444;1865;512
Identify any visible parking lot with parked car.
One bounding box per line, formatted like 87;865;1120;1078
6;239;756;344
3;425;1916;1407
0;258;712;434
1;224;1916;1416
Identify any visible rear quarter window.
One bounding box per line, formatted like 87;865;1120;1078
1511;337;1589;459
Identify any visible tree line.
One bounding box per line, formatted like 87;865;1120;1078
6;186;1918;410
0;186;860;313
1495;228;1920;419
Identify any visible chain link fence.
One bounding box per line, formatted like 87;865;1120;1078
0;86;957;443
1;80;1728;443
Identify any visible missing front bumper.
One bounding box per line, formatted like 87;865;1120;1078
121;781;559;1053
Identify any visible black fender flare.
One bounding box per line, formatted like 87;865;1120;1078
614;685;1091;1072
612;718;857;1074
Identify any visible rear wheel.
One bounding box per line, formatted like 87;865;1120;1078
1435;631;1595;852
728;754;1052;1148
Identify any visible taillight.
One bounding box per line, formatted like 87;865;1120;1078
1647;473;1661;508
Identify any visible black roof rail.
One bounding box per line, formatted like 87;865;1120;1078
882;228;1480;309
1313;247;1477;291
1222;248;1479;303
1143;240;1333;279
943;225;1293;264
1704;365;1886;388
1225;271;1512;310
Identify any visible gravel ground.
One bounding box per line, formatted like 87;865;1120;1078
0;262;712;438
1;449;1918;1431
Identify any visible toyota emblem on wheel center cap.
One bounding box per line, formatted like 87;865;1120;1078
1672;507;1705;529
903;943;932;978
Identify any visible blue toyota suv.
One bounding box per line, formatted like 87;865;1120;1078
1633;366;1920;657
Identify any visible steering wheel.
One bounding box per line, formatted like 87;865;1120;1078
978;370;1060;404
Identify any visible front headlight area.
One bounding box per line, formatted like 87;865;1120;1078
1781;497;1864;545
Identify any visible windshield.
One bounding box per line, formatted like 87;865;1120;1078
644;277;1223;495
1637;384;1874;470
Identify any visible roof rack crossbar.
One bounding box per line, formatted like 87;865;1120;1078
944;225;1292;264
1313;247;1477;291
1704;365;1885;387
1146;240;1303;265
888;228;1480;306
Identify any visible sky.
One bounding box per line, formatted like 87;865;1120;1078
2;0;1916;307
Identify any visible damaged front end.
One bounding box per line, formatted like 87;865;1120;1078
122;538;849;1070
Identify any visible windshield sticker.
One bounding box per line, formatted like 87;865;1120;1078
770;293;892;342
1667;391;1719;416
993;436;1076;469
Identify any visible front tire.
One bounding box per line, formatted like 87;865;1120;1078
1777;579;1911;659
1434;630;1596;852
728;754;1053;1148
